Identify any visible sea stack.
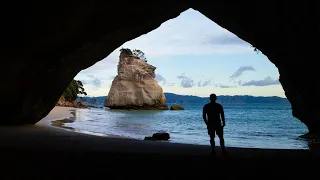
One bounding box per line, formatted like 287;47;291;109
105;49;168;110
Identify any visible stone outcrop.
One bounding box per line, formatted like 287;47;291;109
56;100;90;109
144;132;170;141
170;104;184;110
105;53;168;110
2;1;320;136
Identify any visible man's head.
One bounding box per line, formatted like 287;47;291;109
210;93;217;102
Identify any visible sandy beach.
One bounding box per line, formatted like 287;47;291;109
37;106;132;139
0;106;319;178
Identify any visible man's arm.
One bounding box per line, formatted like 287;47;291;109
220;105;225;127
202;105;208;125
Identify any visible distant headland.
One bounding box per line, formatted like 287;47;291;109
78;93;290;107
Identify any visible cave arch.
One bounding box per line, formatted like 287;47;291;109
2;1;319;135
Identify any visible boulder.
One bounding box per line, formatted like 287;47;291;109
56;100;88;108
170;104;184;110
105;52;168;110
144;132;170;141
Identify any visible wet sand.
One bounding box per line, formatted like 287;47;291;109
45;107;133;139
0;106;319;178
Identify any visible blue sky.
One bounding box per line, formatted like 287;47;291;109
75;8;285;98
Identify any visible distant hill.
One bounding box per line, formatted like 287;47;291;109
164;93;289;104
77;93;290;106
78;96;106;106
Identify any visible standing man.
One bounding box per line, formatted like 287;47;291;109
203;93;227;156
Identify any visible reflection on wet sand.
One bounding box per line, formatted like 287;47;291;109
50;112;133;139
51;119;75;130
70;110;76;118
50;109;76;130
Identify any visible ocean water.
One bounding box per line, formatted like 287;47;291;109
63;103;310;149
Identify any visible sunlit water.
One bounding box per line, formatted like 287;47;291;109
63;103;309;149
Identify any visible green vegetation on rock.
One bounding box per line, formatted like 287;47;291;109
120;47;147;62
119;48;133;56
60;79;87;102
132;49;147;61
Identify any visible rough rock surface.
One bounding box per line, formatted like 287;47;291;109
1;1;320;136
56;100;90;109
170;104;185;110
144;132;170;141
105;53;168;110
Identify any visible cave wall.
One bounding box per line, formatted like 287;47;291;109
1;0;320;133
1;1;189;125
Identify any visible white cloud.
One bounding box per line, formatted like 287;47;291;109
81;49;119;72
177;74;195;88
155;73;166;85
198;80;212;87
230;66;256;81
113;8;252;58
78;8;253;77
240;76;280;86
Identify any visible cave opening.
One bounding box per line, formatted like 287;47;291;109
54;9;309;149
3;2;320;178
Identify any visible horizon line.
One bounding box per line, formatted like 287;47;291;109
80;92;287;99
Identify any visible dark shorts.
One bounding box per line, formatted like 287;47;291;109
207;125;223;137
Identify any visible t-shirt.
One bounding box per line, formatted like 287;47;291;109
203;102;223;125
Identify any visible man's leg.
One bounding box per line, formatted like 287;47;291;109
208;128;216;155
216;127;226;153
210;134;215;150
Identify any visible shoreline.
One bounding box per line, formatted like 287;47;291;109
42;106;191;142
38;107;312;151
37;106;133;139
39;106;313;150
50;118;134;139
35;106;134;139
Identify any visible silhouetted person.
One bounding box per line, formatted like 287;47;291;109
203;93;226;156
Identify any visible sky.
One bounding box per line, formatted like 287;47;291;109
75;8;285;98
